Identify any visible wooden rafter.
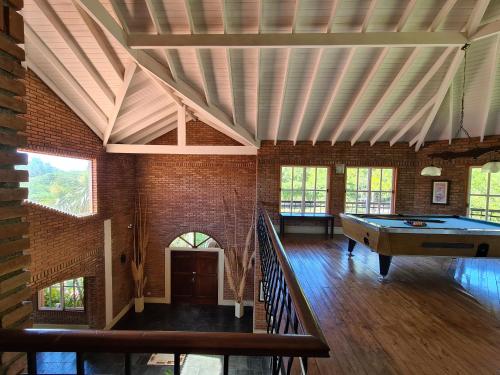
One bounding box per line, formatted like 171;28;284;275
73;1;124;82
24;23;108;128
370;47;455;145
415;48;464;150
178;105;186;146
33;0;115;104
103;62;137;145
472;19;500;41
479;35;500;141
109;0;129;33
389;97;436;146
135;122;178;145
273;48;292;144
76;0;258;148
465;0;492;36
124;112;178;144
129;31;468;49
106;144;258;155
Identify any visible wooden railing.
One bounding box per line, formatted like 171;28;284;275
0;205;329;375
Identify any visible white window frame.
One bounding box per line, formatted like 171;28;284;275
279;166;330;214
38;278;85;312
467;167;500;222
344;167;396;214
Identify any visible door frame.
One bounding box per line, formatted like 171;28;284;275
165;247;225;305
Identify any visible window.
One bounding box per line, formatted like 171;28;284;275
169;232;220;248
345;167;395;214
280;166;328;214
38;277;85;311
468;167;500;223
19;152;93;216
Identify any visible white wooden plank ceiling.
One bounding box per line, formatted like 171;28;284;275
22;0;500;152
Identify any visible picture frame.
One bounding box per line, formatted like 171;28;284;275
431;180;450;205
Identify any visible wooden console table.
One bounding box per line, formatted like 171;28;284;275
279;213;334;238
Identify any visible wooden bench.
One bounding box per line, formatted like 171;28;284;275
279;213;334;239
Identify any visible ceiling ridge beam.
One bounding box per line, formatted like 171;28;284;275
26;59;104;139
76;0;258;148
25;23;108;127
369;46;455;145
106;144;258;155
128;31;468;49
33;0;115;104
415;48;464;150
479;35;500;141
390;96;436;146
73;0;125;82
103;62;137;145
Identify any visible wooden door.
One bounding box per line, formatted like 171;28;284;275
171;251;218;305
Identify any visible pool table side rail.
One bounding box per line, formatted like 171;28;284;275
339;214;500;236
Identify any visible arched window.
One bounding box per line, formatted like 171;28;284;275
169;232;220;248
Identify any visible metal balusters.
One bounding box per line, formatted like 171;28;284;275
27;352;37;375
124;353;131;375
223;355;229;375
76;352;84;374
174;353;181;375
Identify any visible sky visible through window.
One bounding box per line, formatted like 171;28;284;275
19;151;93;216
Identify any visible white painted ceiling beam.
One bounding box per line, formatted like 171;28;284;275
390;97;436;146
415;48;464;150
178;105;186;146
25;23;108;127
128;31;468;49
465;0;492;36
472;19;500;41
103;62;137;145
135;122;178;145
73;1;125;82
33;0;115;104
479;35;500;141
370;46;455;145
113;106;178;142
429;0;458;31
27;59;104;140
110;0;129;33
123;113;177;144
273;48;292;145
116;99;176;128
447;83;454;144
106;144;258;155
77;0;258;148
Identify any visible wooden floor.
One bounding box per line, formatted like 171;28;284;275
282;234;500;375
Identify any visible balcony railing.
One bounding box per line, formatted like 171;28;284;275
0;204;329;375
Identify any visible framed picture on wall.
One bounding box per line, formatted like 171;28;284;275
431;180;450;205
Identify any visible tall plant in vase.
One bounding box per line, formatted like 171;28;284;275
131;193;149;313
222;190;255;318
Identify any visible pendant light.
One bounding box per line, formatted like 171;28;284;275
421;165;442;176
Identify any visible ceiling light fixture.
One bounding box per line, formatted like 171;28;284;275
421;165;442;176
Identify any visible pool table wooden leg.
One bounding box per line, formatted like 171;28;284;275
379;254;393;277
347;238;356;257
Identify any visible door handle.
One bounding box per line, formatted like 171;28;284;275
192;272;196;275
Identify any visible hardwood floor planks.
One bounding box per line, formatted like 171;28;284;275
282;234;500;375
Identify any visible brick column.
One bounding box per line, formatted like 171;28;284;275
0;0;31;373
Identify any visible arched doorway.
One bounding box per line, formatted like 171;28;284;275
166;232;223;305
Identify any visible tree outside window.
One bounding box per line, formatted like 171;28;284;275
39;277;85;311
468;167;500;223
345;167;394;214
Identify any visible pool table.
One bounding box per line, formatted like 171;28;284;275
340;213;500;277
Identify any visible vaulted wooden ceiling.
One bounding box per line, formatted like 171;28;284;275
23;0;500;152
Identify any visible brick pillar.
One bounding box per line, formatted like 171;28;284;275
0;0;31;373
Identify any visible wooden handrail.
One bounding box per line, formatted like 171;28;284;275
0;204;329;361
258;203;329;347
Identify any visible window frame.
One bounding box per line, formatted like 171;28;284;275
20;150;96;217
344;167;396;215
467;166;500;222
279;165;330;215
38;277;85;312
168;232;221;249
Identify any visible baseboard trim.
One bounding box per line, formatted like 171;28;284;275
104;299;133;330
144;297;169;304
220;299;254;307
274;224;343;235
33;324;90;329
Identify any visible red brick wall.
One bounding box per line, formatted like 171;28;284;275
23;69;136;328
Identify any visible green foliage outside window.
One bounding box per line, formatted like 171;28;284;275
345;167;394;214
20;153;93;216
39;277;84;311
468;168;500;223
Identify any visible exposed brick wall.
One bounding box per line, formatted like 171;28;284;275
23;70;135;328
150;120;242;146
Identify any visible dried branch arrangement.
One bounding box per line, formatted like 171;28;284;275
131;193;149;299
222;190;255;304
